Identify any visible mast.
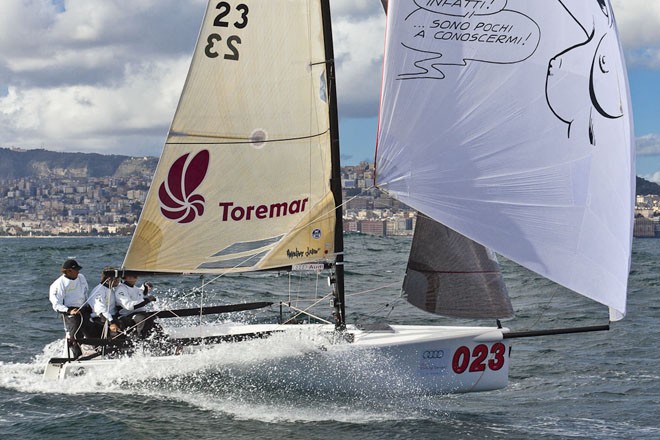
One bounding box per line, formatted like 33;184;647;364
320;0;345;329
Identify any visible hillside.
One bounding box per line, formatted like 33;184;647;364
1;147;659;196
0;147;157;178
636;176;660;196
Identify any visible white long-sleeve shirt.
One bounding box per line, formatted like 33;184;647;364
115;282;149;316
90;283;118;322
49;273;89;313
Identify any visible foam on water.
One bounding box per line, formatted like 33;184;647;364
158;389;430;424
0;325;461;424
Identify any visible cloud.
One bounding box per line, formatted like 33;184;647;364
0;0;204;154
612;0;660;68
644;171;660;184
0;0;204;89
625;49;660;69
636;133;660;156
0;0;656;157
331;0;384;20
0;56;189;156
0;0;387;154
333;13;386;117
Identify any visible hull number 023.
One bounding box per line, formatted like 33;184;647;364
452;343;506;374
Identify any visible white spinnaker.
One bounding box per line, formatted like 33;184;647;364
375;0;634;318
124;0;336;273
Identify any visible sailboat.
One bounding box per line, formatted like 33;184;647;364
45;0;634;395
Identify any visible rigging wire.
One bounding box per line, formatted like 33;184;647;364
525;288;560;331
344;280;401;298
281;291;334;325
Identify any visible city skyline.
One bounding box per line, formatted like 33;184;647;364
2;170;657;237
0;159;417;236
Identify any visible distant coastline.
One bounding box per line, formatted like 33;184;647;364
1;147;659;238
0;235;120;239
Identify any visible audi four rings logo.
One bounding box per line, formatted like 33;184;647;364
422;350;444;359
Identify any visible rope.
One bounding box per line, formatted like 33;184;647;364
345;281;401;298
525;288;560;331
281;291;334;325
199;276;205;326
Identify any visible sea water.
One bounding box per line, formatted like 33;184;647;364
0;235;658;439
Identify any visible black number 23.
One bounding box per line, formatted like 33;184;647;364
204;2;249;60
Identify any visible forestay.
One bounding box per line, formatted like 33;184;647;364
124;0;337;273
375;0;634;318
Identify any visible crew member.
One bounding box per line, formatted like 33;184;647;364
49;259;94;359
115;272;158;338
90;266;122;337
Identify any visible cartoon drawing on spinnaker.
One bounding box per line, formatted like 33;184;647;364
545;0;624;146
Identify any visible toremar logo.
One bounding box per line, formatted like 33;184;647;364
158;150;210;224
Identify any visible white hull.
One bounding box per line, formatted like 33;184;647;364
44;324;510;394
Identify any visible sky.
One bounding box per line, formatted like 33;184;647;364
0;0;659;178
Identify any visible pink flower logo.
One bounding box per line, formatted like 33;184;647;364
158;150;210;224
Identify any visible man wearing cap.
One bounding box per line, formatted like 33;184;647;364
49;259;93;359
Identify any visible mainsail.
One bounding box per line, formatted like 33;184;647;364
375;0;634;319
124;0;339;274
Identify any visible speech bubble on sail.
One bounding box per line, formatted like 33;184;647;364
415;0;509;17
398;2;540;78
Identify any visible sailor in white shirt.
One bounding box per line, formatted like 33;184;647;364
49;259;94;359
115;272;157;338
90;267;122;337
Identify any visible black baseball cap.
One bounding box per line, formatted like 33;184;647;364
62;259;82;270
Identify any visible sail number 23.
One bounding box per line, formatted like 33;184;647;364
452;343;506;374
205;2;249;60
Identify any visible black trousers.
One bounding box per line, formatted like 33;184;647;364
61;310;96;358
118;313;161;339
